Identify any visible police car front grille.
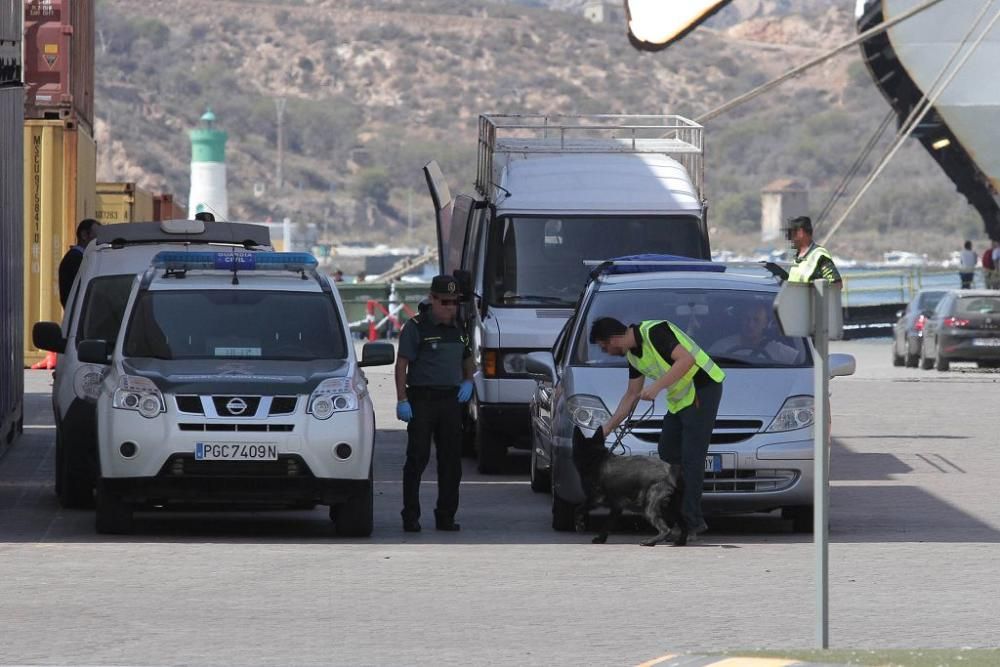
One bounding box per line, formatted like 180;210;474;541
175;396;203;414
158;454;313;478
268;396;298;415
213;396;262;417
179;423;294;433
629;419;764;445
704;469;797;493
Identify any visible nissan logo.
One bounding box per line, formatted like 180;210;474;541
226;397;248;416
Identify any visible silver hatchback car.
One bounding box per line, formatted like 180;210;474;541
526;265;855;533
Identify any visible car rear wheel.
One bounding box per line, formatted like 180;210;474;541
333;463;374;538
782;506;813;533
552;493;576;532
935;354;950;372
95;480;133;535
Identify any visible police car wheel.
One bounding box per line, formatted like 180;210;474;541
333;464;374;538
56;429;96;509
95;481;134;535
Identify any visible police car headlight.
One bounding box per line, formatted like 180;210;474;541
112;375;165;419
566;394;611;430
73;364;106;402
308;378;358;419
766;395;814;433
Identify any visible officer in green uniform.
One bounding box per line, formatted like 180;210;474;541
589;317;725;540
394;275;474;532
786;216;842;284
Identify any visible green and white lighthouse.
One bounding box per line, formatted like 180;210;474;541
188;108;229;220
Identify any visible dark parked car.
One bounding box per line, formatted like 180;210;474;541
892;289;947;367
920;291;1000;371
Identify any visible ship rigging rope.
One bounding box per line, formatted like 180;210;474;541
821;0;1000;246
695;0;947;124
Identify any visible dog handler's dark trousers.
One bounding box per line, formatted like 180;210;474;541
402;387;463;522
657;381;723;532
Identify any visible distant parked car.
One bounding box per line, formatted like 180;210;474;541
892;289;947;367
920;291;1000;371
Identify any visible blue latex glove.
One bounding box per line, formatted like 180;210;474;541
457;380;474;403
396;400;413;422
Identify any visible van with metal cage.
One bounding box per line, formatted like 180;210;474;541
423;114;711;473
32;219;273;509
75;250;394;535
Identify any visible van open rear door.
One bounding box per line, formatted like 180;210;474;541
423;160;476;276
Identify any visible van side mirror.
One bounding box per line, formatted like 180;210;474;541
32;322;66;354
359;342;395;367
78;340;111;365
525;351;556;383
829;353;856;378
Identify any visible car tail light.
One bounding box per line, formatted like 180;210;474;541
483;349;498;378
943;317;970;328
914;315;926;332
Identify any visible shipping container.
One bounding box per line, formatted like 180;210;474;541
1;0;20;43
95;182;154;224
23;0;94;132
1;84;24;455
22;118;96;366
152;192;187;222
1;0;21;86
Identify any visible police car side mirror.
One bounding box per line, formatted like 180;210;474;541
525;351;556;383
32;321;66;354
829;353;856;378
78;339;111;365
359;342;395;367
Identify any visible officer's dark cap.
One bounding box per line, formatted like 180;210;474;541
787;216;813;234
430;274;459;296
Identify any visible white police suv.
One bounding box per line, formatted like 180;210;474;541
77;250;394;535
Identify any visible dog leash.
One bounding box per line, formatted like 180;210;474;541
608;399;655;457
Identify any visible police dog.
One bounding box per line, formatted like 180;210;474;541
572;426;687;546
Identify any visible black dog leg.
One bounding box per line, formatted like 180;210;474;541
593;506;622;544
574;496;596;534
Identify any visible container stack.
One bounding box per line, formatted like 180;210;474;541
1;0;24;452
21;0;96;367
95;181;154;225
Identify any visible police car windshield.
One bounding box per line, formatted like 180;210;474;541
78;275;136;344
123;290;348;361
487;215;706;307
573;288;809;368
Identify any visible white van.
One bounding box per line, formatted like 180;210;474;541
32;220;272;508
424;115;711;472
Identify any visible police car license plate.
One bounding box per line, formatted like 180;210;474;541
195;442;278;461
705;455;722;473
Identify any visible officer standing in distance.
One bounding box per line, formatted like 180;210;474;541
786;216;842;285
395;275;474;532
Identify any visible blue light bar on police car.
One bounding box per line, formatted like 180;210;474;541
151;251;318;272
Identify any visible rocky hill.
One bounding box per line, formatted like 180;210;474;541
92;0;984;260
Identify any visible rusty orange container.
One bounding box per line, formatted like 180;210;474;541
153;193;188;221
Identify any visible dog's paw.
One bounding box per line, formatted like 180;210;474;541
591;534;608;544
671;533;688;547
639;539;657;547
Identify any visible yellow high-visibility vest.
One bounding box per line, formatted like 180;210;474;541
788;243;834;283
625;320;725;413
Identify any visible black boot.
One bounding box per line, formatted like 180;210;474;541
402;511;421;533
434;511;460;531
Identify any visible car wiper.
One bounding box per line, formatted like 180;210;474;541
501;294;574;306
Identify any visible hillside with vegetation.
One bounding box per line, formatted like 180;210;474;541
92;0;985;261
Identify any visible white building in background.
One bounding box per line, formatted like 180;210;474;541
188;108;229;221
760;178;809;245
583;0;625;24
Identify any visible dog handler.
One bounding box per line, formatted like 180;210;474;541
589;317;725;539
395;275;474;533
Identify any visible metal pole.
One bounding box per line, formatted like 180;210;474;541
812;279;830;649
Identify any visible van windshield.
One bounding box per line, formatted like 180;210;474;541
123;290;348;361
486;215;706;306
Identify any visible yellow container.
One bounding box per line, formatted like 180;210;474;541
22;118;97;366
95;182;154;225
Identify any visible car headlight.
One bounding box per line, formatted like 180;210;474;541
766;395;814;433
566;394;611;430
502;353;528;375
308;377;359;420
112;375;165;419
73;364;106;402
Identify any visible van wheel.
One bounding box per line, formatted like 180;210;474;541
56;430;96;509
935;354;950;372
476;420;507;474
552;494;576;532
782;506;813;534
95;481;133;535
334;464;374;538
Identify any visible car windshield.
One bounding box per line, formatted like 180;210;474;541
957;296;1000;315
917;291;946;312
486;215;705;307
573;288;809;368
123;290;348;361
77;275;136;344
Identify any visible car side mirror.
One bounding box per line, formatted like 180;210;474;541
359;342;395;367
525;351;556;383
829;353;856;378
77;339;111;365
32;321;66;354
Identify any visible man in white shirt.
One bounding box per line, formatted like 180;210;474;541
959;240;977;289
